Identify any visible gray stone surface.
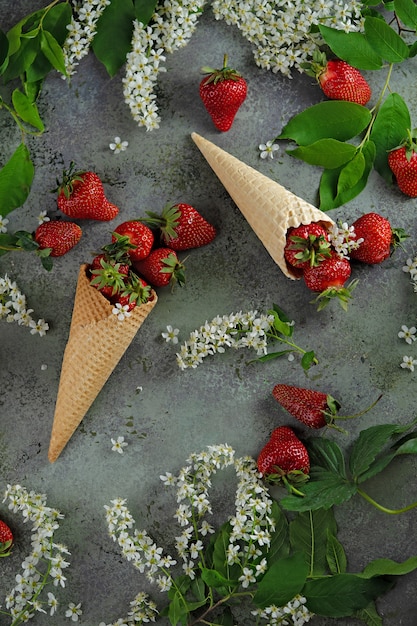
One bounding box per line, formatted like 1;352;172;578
1;3;417;625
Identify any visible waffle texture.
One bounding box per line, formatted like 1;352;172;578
191;132;334;279
48;264;157;462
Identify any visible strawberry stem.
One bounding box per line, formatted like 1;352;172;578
357;488;417;515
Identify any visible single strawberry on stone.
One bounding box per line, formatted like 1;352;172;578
257;426;310;492
55;162;119;221
284;222;331;272
302;50;371;106
112;221;154;262
140;203;216;251
199;54;247;132
0;519;13;557
272;383;382;433
349;212;407;264
388;131;417;197
133;248;185;288
303;249;357;310
34;220;82;257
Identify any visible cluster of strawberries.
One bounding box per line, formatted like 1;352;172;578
257;383;381;489
87;203;216;313
29;163;216;312
284;212;403;310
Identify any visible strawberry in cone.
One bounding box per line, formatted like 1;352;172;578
48;264;157;462
190;132;334;279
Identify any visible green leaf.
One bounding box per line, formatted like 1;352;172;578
280;469;357;512
134;0;158;23
168;590;188;626
12;88;44;131
42;2;72;44
370;92;411;182
319;140;375;210
349;422;409;480
0;29;9;74
253;349;293;363
303;574;393;617
40;30;67;75
318;25;383;69
364;16;409;62
289;509;337;576
0;144;34;215
301;351;316;370
278;101;372;145
288;139;357;169
267;500;290;564
2;35;40;82
337;151;366;194
355;602;383;626
326;531;347;575
200;568;237;589
395;0;417;28
92;0;136;77
306;437;347;477
361;556;417;578
253;552;309;608
392;430;417;454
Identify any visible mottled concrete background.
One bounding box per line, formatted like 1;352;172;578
1;2;417;625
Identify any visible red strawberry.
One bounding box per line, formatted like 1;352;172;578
141;203;216;251
134;248;185;288
199;54;247;132
257;426;310;487
349;213;393;264
272;383;382;432
56;162;119;221
388;145;417;197
303;250;355;310
115;274;154;309
304;51;371;106
0;519;13;557
112;221;154;262
284;223;331;271
88;258;128;300
272;384;340;429
34;220;82;257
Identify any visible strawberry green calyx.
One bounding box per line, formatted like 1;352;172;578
53;161;85;199
141;204;181;242
200;53;242;84
300;48;327;80
89;260;127;295
160;253;186;288
121;274;152;305
287;233;331;267
311;278;359;312
102;232;136;264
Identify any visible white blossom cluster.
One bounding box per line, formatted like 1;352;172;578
252;595;314;626
176;310;275;369
328;222;363;259
98;592;158;626
0;274;49;336
212;0;364;77
104;444;313;624
1;484;73;622
62;0;111;77
399;255;417;372
122;0;206;131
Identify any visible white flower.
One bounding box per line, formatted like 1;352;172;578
0;215;9;232
65;602;82;621
259;140;279;159
398;325;417;345
37;211;50;224
109;136;129;153
112;302;132;321
162;325;180;343
400;355;417;371
111;436;128;454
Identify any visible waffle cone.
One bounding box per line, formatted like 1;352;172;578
191;132;334;279
48;264;157;462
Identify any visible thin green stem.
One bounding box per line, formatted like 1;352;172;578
357;488;417;514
